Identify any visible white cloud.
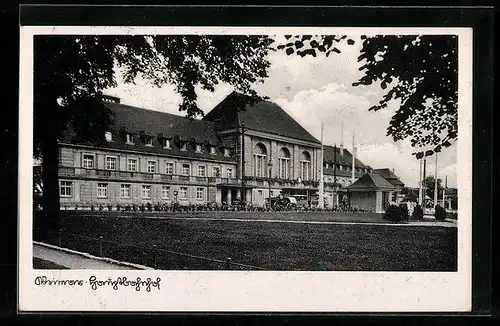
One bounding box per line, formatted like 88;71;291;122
273;82;395;147
272;82;456;188
103;35;457;188
104;70;234;116
357;142;420;187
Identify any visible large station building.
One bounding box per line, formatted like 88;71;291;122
53;91;404;212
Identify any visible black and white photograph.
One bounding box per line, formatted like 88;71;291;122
19;24;473;312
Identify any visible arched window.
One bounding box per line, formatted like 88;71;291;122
300;151;311;180
253;143;267;178
278;147;291;179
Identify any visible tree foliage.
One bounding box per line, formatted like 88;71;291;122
33;35;274;232
276;34;458;158
34;35;275;158
423;175;443;200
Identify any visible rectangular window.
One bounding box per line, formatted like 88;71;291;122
105;156;117;170
126;134;134;144
120;184;131;198
182;164;190;176
226;168;233;178
198;165;206;177
196;187;204;200
210;146;216;155
254;155;265;178
105;131;113;142
145;137;153;147
300;161;310;180
147;160;156;173
59;181;72;197
97;183;108;198
195;144;202;153
127;158;138;172
163;139;171;149
161;185;170;199
224;148;230;157
279;158;289;179
165;162;174;174
82;154;94;169
180;142;187;151
180;187;188;200
141;185;151;199
212;166;221;177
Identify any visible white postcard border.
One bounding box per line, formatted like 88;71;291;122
18;26;472;312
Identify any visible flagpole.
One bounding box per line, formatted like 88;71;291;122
418;157;423;206
434;152;438;207
442;175;447;208
422;157;427;207
351;130;355;184
318;122;324;209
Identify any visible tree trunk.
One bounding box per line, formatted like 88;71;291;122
39;134;61;240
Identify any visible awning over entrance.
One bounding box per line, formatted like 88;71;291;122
281;187;318;192
217;183;256;189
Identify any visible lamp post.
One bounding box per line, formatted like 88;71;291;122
240;121;246;208
268;160;273;211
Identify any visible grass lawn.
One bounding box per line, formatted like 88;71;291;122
36;212;457;271
58;210;392;223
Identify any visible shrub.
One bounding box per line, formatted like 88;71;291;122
384;204;402;221
447;211;458;220
399;203;409;221
434;205;446;220
412;204;424;220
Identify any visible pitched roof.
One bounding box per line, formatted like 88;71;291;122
346;173;399;191
203;91;320;144
60;102;236;162
372;168;405;186
323;167;364;178
323;145;367;167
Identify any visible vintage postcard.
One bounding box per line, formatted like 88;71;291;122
18;26;472;312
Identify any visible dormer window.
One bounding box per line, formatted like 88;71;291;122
125;134;134;145
210;146;216;155
224;148;230;157
163;138;171;149
145;136;153;147
105;131;113;142
180;142;187;151
195;144;202;153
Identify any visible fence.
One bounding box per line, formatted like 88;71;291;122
33;228;266;271
56;201;374;213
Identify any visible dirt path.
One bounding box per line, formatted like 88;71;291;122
33;242;146;270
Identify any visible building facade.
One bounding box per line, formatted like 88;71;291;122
53;92;402;210
202;91;322;207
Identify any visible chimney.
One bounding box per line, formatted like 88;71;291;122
339;144;344;156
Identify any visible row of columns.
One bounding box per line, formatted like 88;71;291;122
216;188;252;205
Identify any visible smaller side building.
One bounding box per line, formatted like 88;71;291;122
345;173;400;213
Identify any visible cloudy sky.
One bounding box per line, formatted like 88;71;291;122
104;36;457;188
